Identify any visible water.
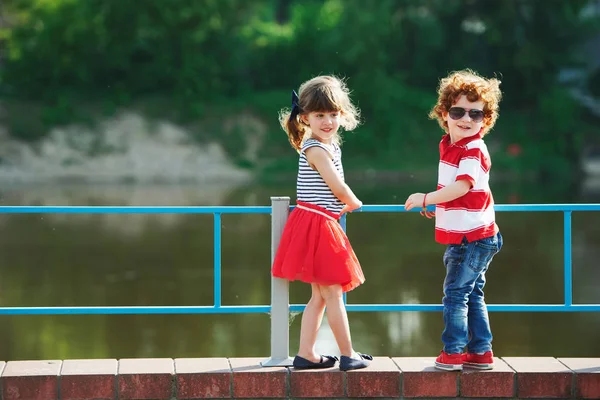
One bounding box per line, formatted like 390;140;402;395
0;179;598;361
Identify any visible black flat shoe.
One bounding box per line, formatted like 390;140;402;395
339;353;373;371
293;354;338;370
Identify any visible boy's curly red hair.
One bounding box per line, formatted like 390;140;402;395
429;69;502;136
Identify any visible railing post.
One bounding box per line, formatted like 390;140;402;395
261;197;293;367
564;211;573;306
214;213;221;308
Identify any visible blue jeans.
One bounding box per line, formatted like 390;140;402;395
441;232;503;354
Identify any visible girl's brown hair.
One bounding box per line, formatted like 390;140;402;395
429;69;502;136
279;75;360;152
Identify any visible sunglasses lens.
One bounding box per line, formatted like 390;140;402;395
469;110;484;122
448;107;465;120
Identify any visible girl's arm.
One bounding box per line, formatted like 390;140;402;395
305;147;362;212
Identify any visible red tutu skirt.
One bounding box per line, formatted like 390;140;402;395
271;201;365;292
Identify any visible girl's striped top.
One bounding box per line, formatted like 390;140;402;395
296;138;344;213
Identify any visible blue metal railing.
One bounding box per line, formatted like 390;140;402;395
0;205;271;315
0;203;598;314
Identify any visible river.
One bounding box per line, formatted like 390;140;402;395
0;178;598;360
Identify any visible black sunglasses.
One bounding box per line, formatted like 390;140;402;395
448;107;485;123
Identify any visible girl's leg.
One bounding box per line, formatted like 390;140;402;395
297;283;326;362
319;284;353;357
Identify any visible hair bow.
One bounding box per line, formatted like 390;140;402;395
289;90;300;122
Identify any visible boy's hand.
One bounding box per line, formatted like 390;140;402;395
340;200;362;215
420;210;435;219
404;193;426;211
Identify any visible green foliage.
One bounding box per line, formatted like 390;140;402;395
2;0;264;100
591;68;600;98
1;0;598;176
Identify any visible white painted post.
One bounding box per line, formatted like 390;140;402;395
261;196;294;367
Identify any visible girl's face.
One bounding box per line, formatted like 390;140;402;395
302;111;341;143
443;95;485;143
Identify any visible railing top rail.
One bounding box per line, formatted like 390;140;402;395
0;206;273;214
0;203;598;214
360;204;600;212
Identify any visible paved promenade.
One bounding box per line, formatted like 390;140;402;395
0;356;598;399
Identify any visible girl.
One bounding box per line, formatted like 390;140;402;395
272;75;371;372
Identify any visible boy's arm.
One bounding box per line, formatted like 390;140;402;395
426;180;471;205
404;180;470;211
405;144;487;212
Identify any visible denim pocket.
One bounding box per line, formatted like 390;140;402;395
468;235;499;273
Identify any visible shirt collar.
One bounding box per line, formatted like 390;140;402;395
442;129;483;147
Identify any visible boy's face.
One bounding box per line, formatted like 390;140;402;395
443;95;485;143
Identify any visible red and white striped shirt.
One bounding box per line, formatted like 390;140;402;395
435;132;498;245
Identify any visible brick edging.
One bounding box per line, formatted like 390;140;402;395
0;356;598;399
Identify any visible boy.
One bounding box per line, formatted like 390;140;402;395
404;69;503;371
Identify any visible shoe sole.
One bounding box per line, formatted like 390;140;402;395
434;362;463;371
293;364;335;370
339;360;370;371
293;361;336;370
464;362;494;370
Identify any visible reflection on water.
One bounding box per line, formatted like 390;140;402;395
0;180;598;361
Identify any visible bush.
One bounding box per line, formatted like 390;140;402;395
0;0;597;177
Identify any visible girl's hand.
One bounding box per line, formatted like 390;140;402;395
340;200;362;215
404;193;426;211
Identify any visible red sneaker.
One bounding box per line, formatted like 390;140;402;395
462;351;494;370
434;351;463;371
